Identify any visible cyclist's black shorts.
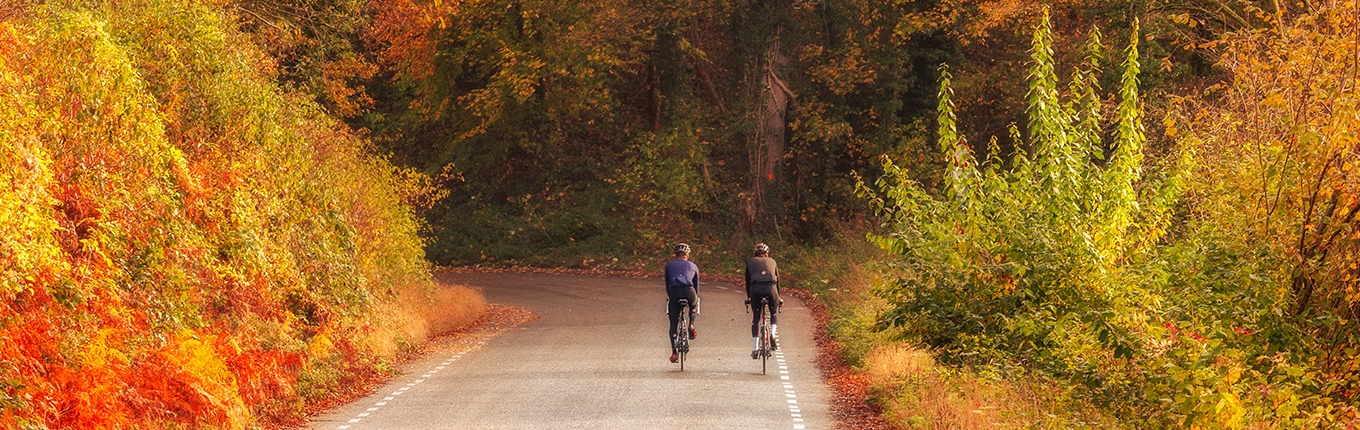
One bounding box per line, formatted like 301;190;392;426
667;286;697;344
749;282;778;337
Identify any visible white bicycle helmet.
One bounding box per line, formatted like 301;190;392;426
674;243;691;256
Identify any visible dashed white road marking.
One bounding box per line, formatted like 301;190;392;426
334;330;506;429
773;335;808;430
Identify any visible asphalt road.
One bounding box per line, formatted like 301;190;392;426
308;272;832;430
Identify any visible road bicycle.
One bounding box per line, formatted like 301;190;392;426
752;297;775;375
674;298;692;372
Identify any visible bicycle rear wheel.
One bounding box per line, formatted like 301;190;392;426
678;303;689;372
759;302;769;375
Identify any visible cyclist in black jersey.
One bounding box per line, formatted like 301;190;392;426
744;242;780;359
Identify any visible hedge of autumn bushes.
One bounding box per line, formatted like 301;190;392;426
0;1;478;427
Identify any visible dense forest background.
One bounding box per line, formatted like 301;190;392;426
346;0;1209;267
3;0;1357;428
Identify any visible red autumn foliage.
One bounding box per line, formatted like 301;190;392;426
1;2;481;428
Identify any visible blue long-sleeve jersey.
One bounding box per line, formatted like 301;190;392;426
664;259;699;291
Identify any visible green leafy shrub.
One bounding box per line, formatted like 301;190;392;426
862;5;1360;426
862;6;1172;378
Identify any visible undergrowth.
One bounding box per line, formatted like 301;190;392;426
783;228;1117;429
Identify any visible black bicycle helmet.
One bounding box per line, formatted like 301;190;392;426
674;243;691;256
753;242;770;255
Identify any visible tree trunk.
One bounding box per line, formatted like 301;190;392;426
741;18;793;238
761;37;792;186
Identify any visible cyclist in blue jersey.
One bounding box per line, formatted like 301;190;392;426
665;243;700;363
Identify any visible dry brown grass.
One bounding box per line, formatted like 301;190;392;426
397;282;487;341
861;343;1117;429
865;344;1020;429
366;281;487;357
